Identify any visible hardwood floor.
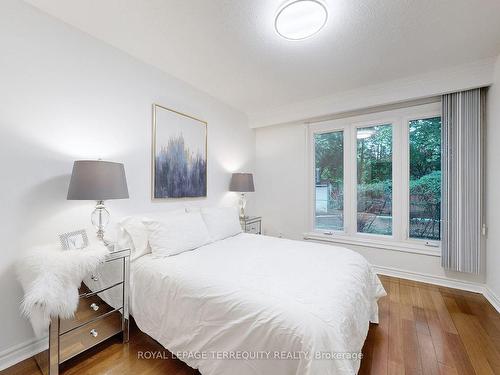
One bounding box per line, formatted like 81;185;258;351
359;276;500;375
3;275;499;375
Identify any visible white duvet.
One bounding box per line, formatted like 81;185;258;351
130;234;386;375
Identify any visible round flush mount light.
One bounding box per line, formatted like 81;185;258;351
275;0;328;41
357;129;375;139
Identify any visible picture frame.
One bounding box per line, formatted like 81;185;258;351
152;103;207;199
59;229;89;250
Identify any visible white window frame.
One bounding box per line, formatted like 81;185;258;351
402;110;442;248
351;118;399;241
310;125;349;234
306;102;441;256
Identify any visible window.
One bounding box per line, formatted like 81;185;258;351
408;117;441;240
314;131;344;231
357;124;393;235
309;102;442;252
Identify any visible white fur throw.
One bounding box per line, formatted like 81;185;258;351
17;244;109;337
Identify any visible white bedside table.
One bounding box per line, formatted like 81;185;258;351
240;216;262;234
35;248;131;375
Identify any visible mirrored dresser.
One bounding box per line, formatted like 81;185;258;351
35;248;130;375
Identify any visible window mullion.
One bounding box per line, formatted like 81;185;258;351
393;119;404;242
341;126;349;235
346;125;357;236
400;119;410;242
308;126;315;233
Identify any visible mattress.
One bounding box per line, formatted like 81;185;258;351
130;233;386;375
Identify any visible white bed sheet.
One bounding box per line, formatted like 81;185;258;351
130;233;386;375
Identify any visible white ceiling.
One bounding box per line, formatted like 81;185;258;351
26;0;500;117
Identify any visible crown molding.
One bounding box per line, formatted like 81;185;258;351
249;57;497;128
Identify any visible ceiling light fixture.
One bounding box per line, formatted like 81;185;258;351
357;129;375;139
275;0;328;41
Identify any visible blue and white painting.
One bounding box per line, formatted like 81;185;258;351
153;105;207;199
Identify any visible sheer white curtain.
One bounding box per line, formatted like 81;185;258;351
441;88;485;273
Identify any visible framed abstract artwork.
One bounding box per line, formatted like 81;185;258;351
152;104;207;199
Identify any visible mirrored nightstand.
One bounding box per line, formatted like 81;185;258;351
35;248;130;375
241;216;262;234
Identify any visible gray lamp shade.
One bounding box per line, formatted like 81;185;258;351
229;173;255;192
67;160;129;200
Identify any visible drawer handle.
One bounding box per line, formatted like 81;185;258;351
91;274;99;281
90;303;99;311
90;329;98;338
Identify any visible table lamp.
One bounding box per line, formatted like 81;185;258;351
67;160;129;242
229;173;255;219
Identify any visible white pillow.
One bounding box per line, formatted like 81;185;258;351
118;209;186;260
116;227;134;251
118;216;150;260
201;207;242;241
143;212;212;257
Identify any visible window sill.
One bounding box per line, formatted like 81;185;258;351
303;232;441;257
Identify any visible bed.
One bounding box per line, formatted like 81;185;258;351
128;232;386;375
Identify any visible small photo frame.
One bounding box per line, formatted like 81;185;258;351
59;229;89;250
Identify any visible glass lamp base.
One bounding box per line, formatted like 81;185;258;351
239;193;247;219
91;200;110;242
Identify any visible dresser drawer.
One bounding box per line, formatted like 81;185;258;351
60;283;123;334
245;222;261;234
82;257;124;292
59;309;123;362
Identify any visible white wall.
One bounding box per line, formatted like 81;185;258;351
256;105;487;287
486;56;500;301
0;0;255;360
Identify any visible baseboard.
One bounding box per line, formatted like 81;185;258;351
0;336;47;371
373;265;485;293
373;265;500;313
483;286;500;313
